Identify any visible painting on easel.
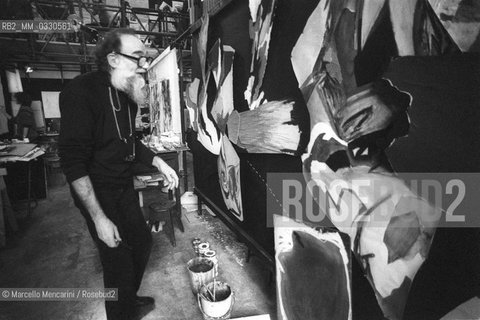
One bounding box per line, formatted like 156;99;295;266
146;47;182;150
147;79;172;137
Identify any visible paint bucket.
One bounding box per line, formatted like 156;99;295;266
202;250;218;276
192;238;202;256
198;242;210;256
187;257;215;294
198;280;234;320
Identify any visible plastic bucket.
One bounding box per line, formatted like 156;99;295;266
198;281;234;319
187;257;215;294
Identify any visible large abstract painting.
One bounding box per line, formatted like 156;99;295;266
295;1;455;319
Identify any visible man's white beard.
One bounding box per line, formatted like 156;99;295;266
111;67;146;105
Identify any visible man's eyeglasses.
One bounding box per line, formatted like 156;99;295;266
115;52;153;69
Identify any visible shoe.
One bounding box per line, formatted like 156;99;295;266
134;295;155;307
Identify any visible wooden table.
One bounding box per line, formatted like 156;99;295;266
0;143;45;247
133;147;188;236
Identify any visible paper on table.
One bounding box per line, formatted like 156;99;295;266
18;147;45;161
4;143;36;157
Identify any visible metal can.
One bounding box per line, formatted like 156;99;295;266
198;242;210;256
192;238;202;256
202;249;218;276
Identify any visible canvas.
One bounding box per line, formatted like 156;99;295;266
295;1;459;319
146;47;182;137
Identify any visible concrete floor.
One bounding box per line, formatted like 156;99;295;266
0;165;276;320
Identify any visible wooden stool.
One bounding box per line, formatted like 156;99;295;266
149;200;183;247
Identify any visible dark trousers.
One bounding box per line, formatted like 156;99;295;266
72;182;152;320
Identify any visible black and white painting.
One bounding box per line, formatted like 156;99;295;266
147;47;181;137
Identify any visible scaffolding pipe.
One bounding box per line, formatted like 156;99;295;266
6;59;96;65
120;0;127;28
87;26;177;37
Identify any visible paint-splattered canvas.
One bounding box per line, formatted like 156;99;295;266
146;48;182;137
148;79;172;137
160;79;172;133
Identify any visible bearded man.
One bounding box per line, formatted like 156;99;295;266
59;28;178;319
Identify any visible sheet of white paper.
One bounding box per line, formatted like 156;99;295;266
41;91;61;118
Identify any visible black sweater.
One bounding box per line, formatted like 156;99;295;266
59;71;155;185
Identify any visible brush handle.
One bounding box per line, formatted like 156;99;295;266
226;110;240;144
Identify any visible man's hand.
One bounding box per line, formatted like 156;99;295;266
93;215;122;248
152;156;179;190
71;176;122;248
